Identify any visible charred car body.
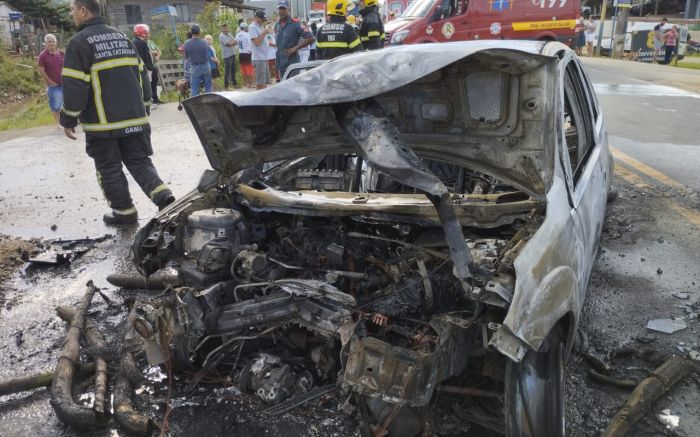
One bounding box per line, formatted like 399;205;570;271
131;41;611;436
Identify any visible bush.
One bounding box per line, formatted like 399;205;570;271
0;51;42;94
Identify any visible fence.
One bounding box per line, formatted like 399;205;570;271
158;59;185;91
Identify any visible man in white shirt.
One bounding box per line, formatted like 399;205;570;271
236;22;254;88
249;10;271;90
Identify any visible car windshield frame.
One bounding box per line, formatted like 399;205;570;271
402;0;437;18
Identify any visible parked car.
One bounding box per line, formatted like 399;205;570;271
132;40;612;436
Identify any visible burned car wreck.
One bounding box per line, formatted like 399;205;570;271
131;41;612;436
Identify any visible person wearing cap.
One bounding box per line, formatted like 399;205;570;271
249;10;271;90
236;22;254;88
219;23;239;90
184;24;213;96
274;0;314;79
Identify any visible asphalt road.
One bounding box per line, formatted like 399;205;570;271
581;57;700;192
0;57;698;436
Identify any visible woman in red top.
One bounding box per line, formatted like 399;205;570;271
663;25;678;64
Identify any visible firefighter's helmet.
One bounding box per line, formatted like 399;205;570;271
363;0;378;7
347;14;357;24
134;24;150;38
327;0;349;16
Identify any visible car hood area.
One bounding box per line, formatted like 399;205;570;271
182;41;557;200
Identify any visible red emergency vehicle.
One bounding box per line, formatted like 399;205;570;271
385;0;580;45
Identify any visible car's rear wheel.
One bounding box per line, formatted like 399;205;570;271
504;326;566;437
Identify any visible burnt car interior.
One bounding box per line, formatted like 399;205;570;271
129;48;575;435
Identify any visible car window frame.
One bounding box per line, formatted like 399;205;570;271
558;58;596;184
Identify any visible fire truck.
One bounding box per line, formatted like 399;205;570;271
385;0;580;46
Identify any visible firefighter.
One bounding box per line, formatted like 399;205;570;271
60;0;174;225
358;0;384;50
316;0;362;60
132;24;154;73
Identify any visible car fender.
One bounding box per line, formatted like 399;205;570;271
491;265;580;362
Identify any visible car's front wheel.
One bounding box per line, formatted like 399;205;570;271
504;326;566;437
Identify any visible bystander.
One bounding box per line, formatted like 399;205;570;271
205;34;221;81
37;34;64;125
274;0;314;79
236;22;254;88
249;10;271;90
184;24;213;96
147;37;164;103
219;23;238;89
653;18;668;63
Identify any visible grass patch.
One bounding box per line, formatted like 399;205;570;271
0;52;41;95
0;97;55;131
674;60;700;70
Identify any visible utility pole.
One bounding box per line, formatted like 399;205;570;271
595;0;608;56
611;0;631;59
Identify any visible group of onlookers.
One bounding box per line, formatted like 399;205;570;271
575;13;681;64
652;18;680;64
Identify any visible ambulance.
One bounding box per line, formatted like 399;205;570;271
386;0;580;46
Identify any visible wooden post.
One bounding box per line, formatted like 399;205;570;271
595;0;609;56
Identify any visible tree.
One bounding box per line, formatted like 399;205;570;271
6;0;74;32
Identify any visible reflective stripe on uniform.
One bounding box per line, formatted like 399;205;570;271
60;106;81;117
92;57;140;71
367;31;382;37
62;67;91;82
348;38;361;49
149;184;169;199
81;117;149;132
360;36;370;41
88;57;144;128
113;206;137;215
96;171;110;207
317;41;350;48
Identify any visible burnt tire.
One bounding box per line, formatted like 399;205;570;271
504;327;566;437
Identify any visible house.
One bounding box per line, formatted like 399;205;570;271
0;1;20;50
105;0;205;33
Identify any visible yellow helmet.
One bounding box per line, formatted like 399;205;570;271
347;14;356;24
327;0;348;16
364;0;378;7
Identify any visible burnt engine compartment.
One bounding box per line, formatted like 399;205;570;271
132;155;538;434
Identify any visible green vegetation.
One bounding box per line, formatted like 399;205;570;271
0;97;54;131
0;51;41;94
0;52;54;131
4;0;73;31
673;60;700;70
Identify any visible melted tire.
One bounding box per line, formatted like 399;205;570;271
504;327;566;437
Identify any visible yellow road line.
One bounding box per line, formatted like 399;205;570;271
614;163;652;189
610;147;688;192
614;156;700;229
668;202;700;228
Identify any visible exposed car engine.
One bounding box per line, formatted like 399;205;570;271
130;152;538;436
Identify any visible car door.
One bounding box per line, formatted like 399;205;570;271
559;55;609;290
